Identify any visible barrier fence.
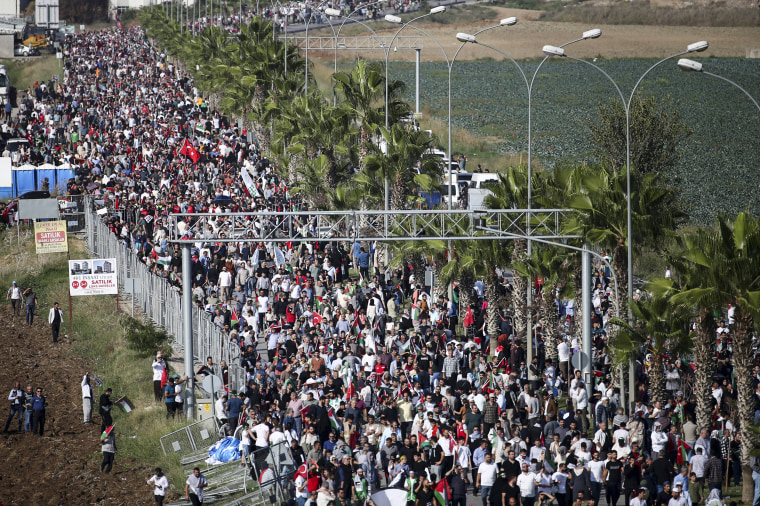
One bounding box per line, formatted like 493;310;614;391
84;203;246;400
160;416;220;458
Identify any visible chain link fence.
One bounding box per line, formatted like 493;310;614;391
84;203;246;394
160;416;220;459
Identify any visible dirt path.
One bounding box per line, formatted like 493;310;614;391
310;6;760;62
0;305;153;506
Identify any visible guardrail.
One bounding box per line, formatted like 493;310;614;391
84;203;247;398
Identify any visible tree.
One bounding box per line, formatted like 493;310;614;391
513;246;572;364
364;124;442;210
566;165;684;323
587;93;692;176
609;287;691;406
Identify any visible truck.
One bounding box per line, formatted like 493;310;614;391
22;34;49;51
467;188;494;211
0;66;9;105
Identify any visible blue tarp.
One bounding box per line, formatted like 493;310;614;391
208;436;240;463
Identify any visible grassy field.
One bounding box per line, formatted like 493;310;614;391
0;225;189;491
0;54;63;92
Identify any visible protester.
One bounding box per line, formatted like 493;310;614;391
186;467;209;506
147;467;170;505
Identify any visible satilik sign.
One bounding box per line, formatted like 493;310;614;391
69;258;118;296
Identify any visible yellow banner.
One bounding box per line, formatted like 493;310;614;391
35;220;68;254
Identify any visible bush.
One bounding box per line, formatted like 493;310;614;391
120;315;171;356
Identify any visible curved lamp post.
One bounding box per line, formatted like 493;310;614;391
677;58;760;113
325;5;382;106
456;28;601;382
449;17;518;210
544;40;708;411
381;6;446;213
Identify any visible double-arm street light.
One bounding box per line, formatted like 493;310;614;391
456;28;601;387
381;6;446;213
543;40;708;410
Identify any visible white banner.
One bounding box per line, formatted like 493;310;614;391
69;258;118;296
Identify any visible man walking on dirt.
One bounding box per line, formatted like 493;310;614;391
48;302;64;342
6;281;21;316
23;286;37;326
3;381;25;433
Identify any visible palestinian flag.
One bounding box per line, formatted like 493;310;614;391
101;424;115;439
231;308;239;326
115;396;134;413
314;296;322;312
351;311;360;335
434;477;451;506
327;408;341;432
156;255;172;267
196;365;213;376
357;273;364;288
677;439;692;465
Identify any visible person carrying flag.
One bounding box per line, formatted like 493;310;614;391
100;424;117;474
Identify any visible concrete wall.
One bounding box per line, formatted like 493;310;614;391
0;0;19;18
0;33;14;58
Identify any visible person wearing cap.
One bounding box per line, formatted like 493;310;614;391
7;280;21;316
404;468;420;506
152;352;167;402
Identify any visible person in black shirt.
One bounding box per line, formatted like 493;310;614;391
448;464;469;506
655;482;672;506
416;478;438;506
490;470;509;506
504;474;521;506
602;451;623;506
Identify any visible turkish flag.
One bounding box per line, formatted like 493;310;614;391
179;138;201;163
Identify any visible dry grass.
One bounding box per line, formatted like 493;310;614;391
0;54;63;92
540;4;760;27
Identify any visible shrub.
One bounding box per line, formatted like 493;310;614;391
120;315;171;356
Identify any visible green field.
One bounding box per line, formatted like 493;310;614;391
390;57;760;224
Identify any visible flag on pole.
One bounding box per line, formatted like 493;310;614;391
179;138;201;163
156;255;172;267
677;439;692;466
327;408;341;432
101;424;115;439
114;396;134;414
434;477;451;506
314;296;322;312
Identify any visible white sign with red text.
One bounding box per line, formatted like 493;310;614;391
69;258;118;296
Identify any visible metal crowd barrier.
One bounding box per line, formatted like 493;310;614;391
84;203;246;396
160;416;220;458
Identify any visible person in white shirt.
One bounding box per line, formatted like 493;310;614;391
552;464;569;506
81;373;93;424
477;453;499;506
152;352;166;402
147;467;170;505
515;463;539;506
630;487;647;506
587;451;606;505
253;421;270;448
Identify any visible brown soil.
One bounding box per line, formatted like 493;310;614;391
0;306;155;506
310;6;760;62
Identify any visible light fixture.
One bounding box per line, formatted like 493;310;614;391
430;6;446;14
582;29;602;39
677;58;703;72
456;33;476;43
385;14;401;23
542;45;564;57
325;8;341;16
687;41;709;52
500;17;517;25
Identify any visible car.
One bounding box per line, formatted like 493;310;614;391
13;45;39;57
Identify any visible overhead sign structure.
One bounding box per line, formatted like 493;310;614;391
34;220;68;254
69;258;118;296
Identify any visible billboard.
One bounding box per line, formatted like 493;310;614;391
34;220;68;254
69;258;118;296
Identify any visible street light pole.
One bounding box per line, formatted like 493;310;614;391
456;29;600;367
677;58;760;113
544;40;708;411
451;18;517;212
383;7;446;214
325;4;382;106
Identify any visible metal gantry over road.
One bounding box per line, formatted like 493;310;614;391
167;208;612;420
166;209;577;243
287;35;423;51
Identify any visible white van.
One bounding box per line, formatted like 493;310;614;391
439;173;472;207
469;172;499;189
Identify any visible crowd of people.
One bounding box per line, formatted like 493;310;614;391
3;18;758;506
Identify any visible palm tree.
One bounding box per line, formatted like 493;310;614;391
483;168;535;343
609;287;692;406
513;245;572;364
566;165;684;323
364;124;443;210
333;60;410;165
